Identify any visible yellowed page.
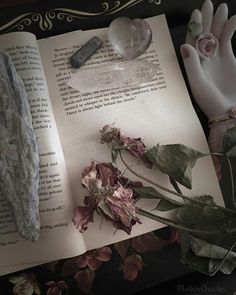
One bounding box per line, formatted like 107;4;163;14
0;32;85;275
38;15;223;250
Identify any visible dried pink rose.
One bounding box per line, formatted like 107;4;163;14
119;254;143;281
74;161;142;234
119;133;152;168
100;125;152;168
195;33;218;59
76;247;112;270
45;281;68;295
104;186;140;234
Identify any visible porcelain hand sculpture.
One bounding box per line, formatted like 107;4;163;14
181;0;236;153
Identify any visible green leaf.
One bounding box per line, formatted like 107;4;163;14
187;21;203;38
145;144;205;189
155;199;183;211
223;126;236;156
134;186;163;199
180;231;211;275
177;195;230;241
190;235;236;275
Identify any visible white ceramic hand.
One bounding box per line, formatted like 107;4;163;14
181;0;236;119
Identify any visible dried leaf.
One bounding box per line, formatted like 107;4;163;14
180;233;236;275
177;195;229;243
145;144;204;189
155;199;183;211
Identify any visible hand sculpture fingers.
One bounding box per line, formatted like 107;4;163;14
201;0;213;33
180;44;225;118
211;3;228;39
220;15;236;55
186;9;202;46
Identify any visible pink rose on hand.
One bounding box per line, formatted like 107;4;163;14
195;33;218;59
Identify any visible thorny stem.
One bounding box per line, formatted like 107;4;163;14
119;151;236;214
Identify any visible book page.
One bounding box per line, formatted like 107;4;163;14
38;15;223;250
0;32;85;275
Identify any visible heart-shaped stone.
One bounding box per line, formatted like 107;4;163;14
108;17;152;60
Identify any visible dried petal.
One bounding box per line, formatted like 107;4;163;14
120;254;143;281
74;269;95;295
132;232;168;253
72;197;96;233
96;163;120;186
97;247;112;261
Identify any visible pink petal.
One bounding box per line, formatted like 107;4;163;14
77;256;88;268
88;257;102;270
114;240;130;259
123;265;138;281
97;247;112;261
74;269;95;295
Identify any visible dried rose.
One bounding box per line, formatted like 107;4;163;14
96;162;120;186
119;133;152;168
195;33;218;59
74;161;142;234
100;124;152;167
104;186;140;234
100;124;120;144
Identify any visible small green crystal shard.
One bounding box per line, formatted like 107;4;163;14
188;21;203;39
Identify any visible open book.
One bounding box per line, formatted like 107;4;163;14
0;14;223;276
